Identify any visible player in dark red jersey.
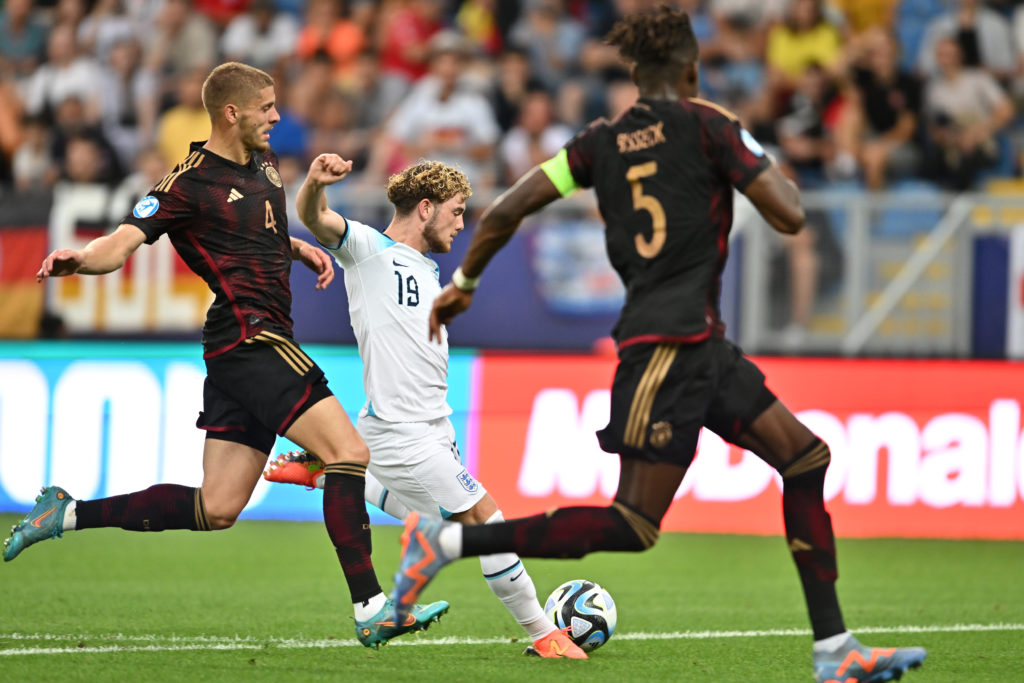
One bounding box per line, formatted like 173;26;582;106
9;61;448;648
393;7;926;681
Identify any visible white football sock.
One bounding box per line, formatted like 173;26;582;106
813;631;853;653
363;471;410;520
62;500;77;531
353;592;388;621
479;510;555;641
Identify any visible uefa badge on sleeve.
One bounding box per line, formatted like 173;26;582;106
740;129;765;158
133;195;160;219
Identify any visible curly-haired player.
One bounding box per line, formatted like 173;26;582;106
266;155;586;658
394;6;927;681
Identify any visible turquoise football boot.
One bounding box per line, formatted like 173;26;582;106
4;486;74;562
354;596;449;648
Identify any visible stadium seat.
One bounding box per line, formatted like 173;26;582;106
974;177;1024;227
975;134;1018;187
822;178;864;243
896;0;946;72
874;178;944;240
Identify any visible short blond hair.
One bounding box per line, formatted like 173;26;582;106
202;62;274;118
386;160;473;216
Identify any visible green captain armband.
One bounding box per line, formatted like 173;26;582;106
539;149;580;198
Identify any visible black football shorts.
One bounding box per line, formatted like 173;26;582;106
596;337;776;466
198;330;333;453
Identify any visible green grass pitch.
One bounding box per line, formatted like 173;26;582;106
2;515;1022;682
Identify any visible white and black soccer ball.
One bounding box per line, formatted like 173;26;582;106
543;579;617;652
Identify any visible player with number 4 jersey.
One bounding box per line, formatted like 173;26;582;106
15;62;448;649
122;139;293;357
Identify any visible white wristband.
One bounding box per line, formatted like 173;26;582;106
451;266;480;292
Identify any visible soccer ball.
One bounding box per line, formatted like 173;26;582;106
543;579;617;652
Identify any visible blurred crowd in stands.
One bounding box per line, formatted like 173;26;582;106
3;0;1024;209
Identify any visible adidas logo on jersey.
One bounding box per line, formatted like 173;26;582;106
227;188;244;202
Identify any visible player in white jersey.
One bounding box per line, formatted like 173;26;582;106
264;154;586;659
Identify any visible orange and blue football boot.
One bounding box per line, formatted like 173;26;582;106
814;634;926;682
391;511;454;623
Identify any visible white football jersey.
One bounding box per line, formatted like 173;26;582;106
323;218;450;422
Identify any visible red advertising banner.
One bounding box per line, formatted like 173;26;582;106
471;355;1024;540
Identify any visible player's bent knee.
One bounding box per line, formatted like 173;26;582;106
780;438;830;482
199;494;244;530
317;441;370;466
205;514;237;530
611;501;660;551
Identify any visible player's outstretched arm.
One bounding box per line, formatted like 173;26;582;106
296;153;352;248
429;166;560;342
36;223;147;281
742;163;805;235
290;237;335;290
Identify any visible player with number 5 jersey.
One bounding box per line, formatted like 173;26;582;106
400;7;927;681
555;94;769;347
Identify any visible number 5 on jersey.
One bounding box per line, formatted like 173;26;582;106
627;162;666;258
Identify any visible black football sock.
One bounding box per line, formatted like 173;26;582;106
781;438;846;640
462;501;658;558
322;463;382;604
75;484;209;531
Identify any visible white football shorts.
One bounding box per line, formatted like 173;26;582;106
358;414;486;518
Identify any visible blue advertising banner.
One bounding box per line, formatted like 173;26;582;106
0;341;477;524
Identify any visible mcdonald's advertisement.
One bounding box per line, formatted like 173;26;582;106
1;343;1022;539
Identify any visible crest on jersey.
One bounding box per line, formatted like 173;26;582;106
649;421;673;449
265;165;283;187
456;469;479;493
133;195;160;218
740;129;765;157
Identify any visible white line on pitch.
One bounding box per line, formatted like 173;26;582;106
1;623;1021;656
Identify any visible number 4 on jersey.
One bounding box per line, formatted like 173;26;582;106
265;200;277;234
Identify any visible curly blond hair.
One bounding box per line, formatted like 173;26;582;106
386;160;473;216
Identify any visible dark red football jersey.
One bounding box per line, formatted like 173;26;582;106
122;141;293;358
563;97;771;349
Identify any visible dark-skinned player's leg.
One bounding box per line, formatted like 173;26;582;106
729;400;844;641
392;458;685;613
459;458;684;558
698;334;847;645
728;393;927;681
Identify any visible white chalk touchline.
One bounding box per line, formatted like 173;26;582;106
1;623;1021;656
